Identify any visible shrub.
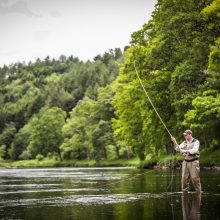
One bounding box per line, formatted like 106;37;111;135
19;150;32;160
36;154;44;161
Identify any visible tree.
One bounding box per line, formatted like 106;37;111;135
28;107;66;160
61;98;97;160
183;91;220;149
9;121;33;160
92;120;114;161
183;37;220;149
0;122;16;159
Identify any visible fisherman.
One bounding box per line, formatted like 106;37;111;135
171;129;201;194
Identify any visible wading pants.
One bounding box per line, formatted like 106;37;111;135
182;160;201;193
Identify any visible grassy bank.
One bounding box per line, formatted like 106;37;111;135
0;157;140;168
1;150;219;169
138;149;220;169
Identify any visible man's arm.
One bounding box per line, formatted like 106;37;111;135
171;136;180;151
182;140;200;154
171;137;185;152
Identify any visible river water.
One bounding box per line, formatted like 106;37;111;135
0;167;219;220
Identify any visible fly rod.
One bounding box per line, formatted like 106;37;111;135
134;61;175;194
133;60;173;138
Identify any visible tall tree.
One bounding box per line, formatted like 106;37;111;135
28;107;66;160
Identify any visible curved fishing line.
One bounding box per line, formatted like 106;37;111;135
166;148;175;191
166;145;175;220
133;60;173;137
94;168;158;190
133;61;175;205
91;168;175;220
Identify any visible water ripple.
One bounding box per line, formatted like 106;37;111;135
0;188;98;195
0;193;161;207
1;192;205;207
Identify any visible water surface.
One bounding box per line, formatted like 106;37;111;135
0;167;219;219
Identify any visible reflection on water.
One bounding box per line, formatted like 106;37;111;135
182;193;201;220
0;168;219;220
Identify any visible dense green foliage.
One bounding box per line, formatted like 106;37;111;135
112;0;220;160
0;51;124;161
0;0;220;165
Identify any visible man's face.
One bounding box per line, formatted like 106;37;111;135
184;133;192;141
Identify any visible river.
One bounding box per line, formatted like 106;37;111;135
0;167;219;219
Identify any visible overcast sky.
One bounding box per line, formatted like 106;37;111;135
0;0;157;66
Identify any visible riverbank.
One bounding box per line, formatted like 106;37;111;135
0;158;140;169
1;149;219;169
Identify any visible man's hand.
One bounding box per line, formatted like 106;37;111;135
180;149;188;154
171;136;177;145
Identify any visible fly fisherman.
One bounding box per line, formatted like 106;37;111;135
171;130;201;194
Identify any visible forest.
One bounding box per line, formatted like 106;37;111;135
0;0;220;167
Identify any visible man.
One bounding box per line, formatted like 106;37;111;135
171;129;201;194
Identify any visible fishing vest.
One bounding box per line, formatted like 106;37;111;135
182;138;200;161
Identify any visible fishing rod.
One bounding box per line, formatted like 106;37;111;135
134;60;175;195
133;60;173;138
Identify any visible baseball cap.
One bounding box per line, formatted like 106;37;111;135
183;129;192;135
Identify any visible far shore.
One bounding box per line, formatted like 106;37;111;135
1;153;220;171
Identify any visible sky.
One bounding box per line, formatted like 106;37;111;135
0;0;157;67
